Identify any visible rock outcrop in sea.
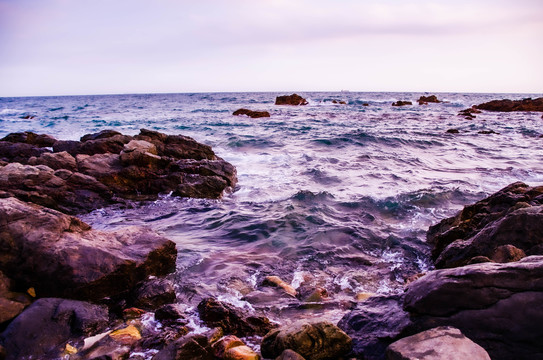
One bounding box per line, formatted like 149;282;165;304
275;94;308;106
417;95;441;105
392;101;412;106
474;97;543;112
233;108;271;118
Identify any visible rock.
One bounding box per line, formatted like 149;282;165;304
0;298;108;360
446;129;460;134
478;130;499;135
155;303;187;323
123;307;147;319
212;335;245;358
132;278;176;310
0;271;31;325
109;324;142;345
80;129;123;142
386;326;491;360
0;141;51;163
261;321;352;360
276;349;306;360
153;334;214;360
0;197;177;301
262;276;297;297
225;345;260;360
474;97;543;112
491;244;526;263
355;292;374;302
1;131;56;147
403;256;543;360
331;100;346;105
233;108;271;118
197;297;277;337
28;151;77;171
427;182;543;268
417;95;441;105
338;295;411;360
458;107;481;119
275;94;308;106
392;101;412;106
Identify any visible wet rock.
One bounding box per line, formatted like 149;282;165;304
474;97;543;112
386;326;490;360
276;349;306;360
0;271;30;325
297;286;328;302
261;321;352;360
355;292;374;302
338;295;411;360
225;345;260;360
109;324;142;345
458;107;481;119
155;303;187;323
28;151;77;171
491;244;526;263
446;129;459;134
262;276;297;297
0;197;177;301
417;95;440;105
123;307;147;320
275;94;308;106
197;297;277;337
153;334;214;360
478;130;499;135
233;108;271;118
1;131;56;147
0;298;108;360
80;129;123;142
132;278;176;310
0;141;51;164
212;335;245;358
391;101;412;106
331;100;347;105
427;182;543;268
403;256;543;360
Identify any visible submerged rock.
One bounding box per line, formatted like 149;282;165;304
261;321;352;360
391;101;412;106
233;108;271;118
474;97;543;112
386;326;491;360
0;128;237;214
0;197;177;301
417;95;441;105
131;278;177;310
275;94;308;106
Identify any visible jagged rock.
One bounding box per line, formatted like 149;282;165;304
153;334;214;360
132;278;176;310
233;108;271;118
491;244;526;263
403;256;543;360
261;321;352;360
0;197;176;301
155;304;187;323
338;295;412;360
417;95;440;105
427;182;543;268
392;101;412;106
276;349;306;360
28;151;77;171
80;129;123;142
1;131;56;147
0;271;30;325
212;335;245;358
275;94;308;106
224;345;259;360
0;298;108;360
386;326;490;360
474;97;543;112
458;107;481;119
197;297;277;337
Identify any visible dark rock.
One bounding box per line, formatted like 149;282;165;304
233;108;271;118
0;197;177;301
331;100;347;105
392;101;412;107
132;278;176;310
136;129;216;160
261;321;352;360
474;97;543;112
363;103;369;106
211;335;245;358
276;349;306;360
478;130;499;135
197;297;277;337
155;304;187;323
427;181;543;268
491;244;526;263
338;295;412;360
80;129;123;142
403;256;543;360
458;107;481;119
1;131;56;147
417;95;441;105
0;297;108;360
28;151;77;171
153;334;214;360
386;326;491;360
275;94;308;106
0;141;51;163
446;129;459;134
0;271;30;326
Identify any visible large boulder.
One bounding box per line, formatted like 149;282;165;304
386;326;490;360
474;97;543;112
275;94;308;106
0;271;30;326
0;298;109;360
0;129;237;213
0;197;177;301
233;108;271;118
417;95;440;105
153;334;214;360
261;321;352;360
427;182;543;268
403;256;543;360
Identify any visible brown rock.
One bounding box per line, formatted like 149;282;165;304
275;94;308;106
392;101;412;106
491;244;526;263
225;345;260;360
474;97;543;112
446;129;460;134
132;278;176;310
262;276;297;297
212;335;245;358
1;131;56;147
233;108;271;118
417;95;441;105
275;349;306;360
153;334;214;360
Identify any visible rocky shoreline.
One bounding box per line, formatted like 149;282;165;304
1;126;543;359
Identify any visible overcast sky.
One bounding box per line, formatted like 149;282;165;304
1;0;542;96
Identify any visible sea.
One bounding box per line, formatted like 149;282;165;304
1;91;543;331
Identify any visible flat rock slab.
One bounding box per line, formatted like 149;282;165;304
386;326;490;360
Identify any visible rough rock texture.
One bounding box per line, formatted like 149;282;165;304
261;321;352;360
197;297;276;337
338;295;411;360
0;298;108;360
131;278;176;310
403;256;543;360
0;129;237;214
386;326;490;360
474;97;543;112
392;101;412;106
275;94;308;106
0;197;177;301
0;272;30;326
276;349;306;360
233;108;271;118
153;334;214;360
427;182;543;268
417;95;440;105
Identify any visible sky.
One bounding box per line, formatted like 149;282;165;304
0;0;542;96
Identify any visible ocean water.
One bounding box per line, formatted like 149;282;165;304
1;91;543;326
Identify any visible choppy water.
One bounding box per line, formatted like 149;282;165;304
2;91;543;325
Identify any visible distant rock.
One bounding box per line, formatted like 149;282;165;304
446;129;460;134
275;94;308;106
392;101;412;107
417;95;441;105
478;130;499;135
332;100;347;105
458;107;481;119
386;326;491;360
474;97;543;112
233;108;271;118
